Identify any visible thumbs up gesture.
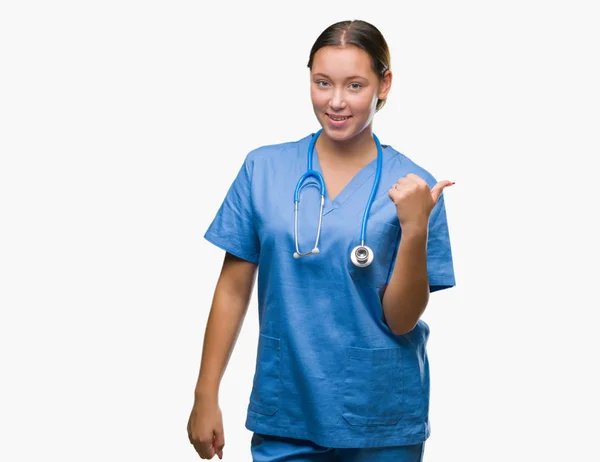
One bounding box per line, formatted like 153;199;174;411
388;173;454;231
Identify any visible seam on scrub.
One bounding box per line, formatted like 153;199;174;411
244;156;261;255
428;278;456;286
245;416;428;447
247;414;426;441
204;232;259;265
332;149;400;211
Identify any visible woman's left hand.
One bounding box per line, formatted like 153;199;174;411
388;174;454;231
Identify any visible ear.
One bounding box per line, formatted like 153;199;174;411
378;70;392;100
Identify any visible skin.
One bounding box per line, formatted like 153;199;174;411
310;44;392;195
384;176;454;334
187;253;257;459
309;44;453;334
187;43;453;459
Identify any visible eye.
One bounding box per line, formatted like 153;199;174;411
349;83;362;90
317;80;329;87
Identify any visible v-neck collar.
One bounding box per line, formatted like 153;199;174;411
311;141;392;216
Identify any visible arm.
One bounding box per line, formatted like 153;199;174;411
381;224;429;335
382;173;454;335
193;252;258;399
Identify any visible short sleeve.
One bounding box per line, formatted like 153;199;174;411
203;157;260;264
426;193;456;292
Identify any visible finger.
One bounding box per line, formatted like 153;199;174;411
430;180;454;204
196;439;216;459
405;173;428;187
213;429;225;459
388;186;407;207
212;434;224;460
389;179;415;196
395;176;423;192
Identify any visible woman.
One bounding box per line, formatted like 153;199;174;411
187;19;456;461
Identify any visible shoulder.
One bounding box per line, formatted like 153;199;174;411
243;133;312;166
384;145;439;189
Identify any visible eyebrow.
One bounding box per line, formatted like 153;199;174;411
312;73;368;81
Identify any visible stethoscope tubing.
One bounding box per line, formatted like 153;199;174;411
293;129;383;263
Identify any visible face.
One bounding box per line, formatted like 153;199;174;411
310;45;391;142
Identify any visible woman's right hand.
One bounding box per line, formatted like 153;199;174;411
187;393;225;460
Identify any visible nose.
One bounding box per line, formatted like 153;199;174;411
329;88;346;111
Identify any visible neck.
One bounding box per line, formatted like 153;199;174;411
316;128;377;165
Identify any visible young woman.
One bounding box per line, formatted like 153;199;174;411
187;19;456;462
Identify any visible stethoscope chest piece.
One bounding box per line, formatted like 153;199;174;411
350;245;374;267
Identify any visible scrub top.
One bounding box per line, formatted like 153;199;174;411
204;132;456;449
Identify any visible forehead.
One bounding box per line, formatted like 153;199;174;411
311;45;375;78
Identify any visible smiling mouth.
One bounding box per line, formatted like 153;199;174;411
327;114;352;121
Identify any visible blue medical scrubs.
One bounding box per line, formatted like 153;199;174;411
250;432;425;462
204;132;456;450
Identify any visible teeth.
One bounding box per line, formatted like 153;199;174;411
330;116;348;121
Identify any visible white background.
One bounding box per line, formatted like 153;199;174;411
1;1;599;461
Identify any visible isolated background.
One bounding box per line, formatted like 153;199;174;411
1;1;599;461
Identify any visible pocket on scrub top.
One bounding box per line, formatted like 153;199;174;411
349;222;400;288
248;333;281;416
342;346;404;426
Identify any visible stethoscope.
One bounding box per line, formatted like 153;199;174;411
293;129;383;267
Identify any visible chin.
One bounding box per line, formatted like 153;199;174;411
319;120;356;141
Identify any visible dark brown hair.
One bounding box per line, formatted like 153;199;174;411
307;20;391;111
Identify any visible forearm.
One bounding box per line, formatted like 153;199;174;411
381;225;430;335
194;274;254;399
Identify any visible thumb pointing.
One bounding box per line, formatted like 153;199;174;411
431;180;454;204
